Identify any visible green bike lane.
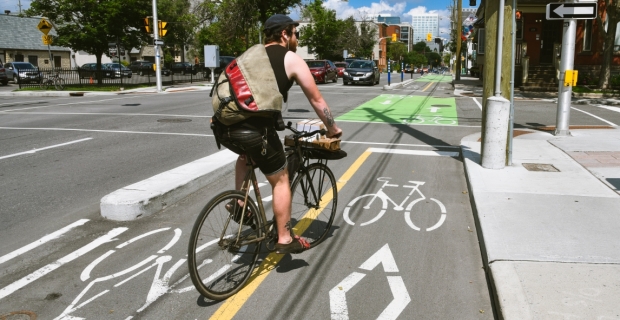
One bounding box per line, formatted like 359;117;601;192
336;74;458;126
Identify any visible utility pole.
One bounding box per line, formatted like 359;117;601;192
455;0;462;80
152;0;162;93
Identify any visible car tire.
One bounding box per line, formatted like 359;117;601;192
181;70;186;75
333;75;337;83
1;80;6;86
139;70;144;76
13;75;18;83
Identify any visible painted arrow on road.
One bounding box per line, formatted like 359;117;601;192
329;244;411;320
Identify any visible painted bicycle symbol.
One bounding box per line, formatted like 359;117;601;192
343;177;446;231
401;116;456;125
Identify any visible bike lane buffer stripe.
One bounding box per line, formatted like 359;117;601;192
209;149;373;320
421;82;434;92
0;227;128;300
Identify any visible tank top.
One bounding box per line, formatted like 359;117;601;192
265;45;294;102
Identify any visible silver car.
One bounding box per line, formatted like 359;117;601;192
4;62;42;84
103;63;132;78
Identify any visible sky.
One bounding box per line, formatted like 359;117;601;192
1;0;476;39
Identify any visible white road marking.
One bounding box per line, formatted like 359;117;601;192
369;147;459;157
0;137;93;160
0;96;139;112
329;272;366;320
0;219;89;265
473;97;482;110
430;107;438;113
359;244;399;272
596;105;620;113
342;140;460;149
0;111;210;118
571;107;618;126
379;276;412;320
0;227;128;300
0;127;211;137
336;119;480;128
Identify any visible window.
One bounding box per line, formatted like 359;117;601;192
584;19;592;51
15;54;24;62
28;55;38;66
477;28;485;54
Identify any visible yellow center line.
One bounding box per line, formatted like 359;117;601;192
422;81;434;92
210;149;373;319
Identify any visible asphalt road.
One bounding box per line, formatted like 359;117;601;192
2;73;620;319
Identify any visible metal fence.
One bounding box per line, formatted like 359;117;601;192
15;67;213;90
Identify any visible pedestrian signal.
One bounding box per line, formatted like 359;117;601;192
391;33;397;41
158;21;167;37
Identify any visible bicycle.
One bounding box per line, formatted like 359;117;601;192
187;122;346;300
40;72;65;91
343;177;446;231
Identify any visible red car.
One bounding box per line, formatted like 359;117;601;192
334;62;347;78
306;60;338;84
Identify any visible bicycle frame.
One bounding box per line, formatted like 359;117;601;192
363;177;425;211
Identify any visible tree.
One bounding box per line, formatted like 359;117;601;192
355;19;377;59
157;0;198;63
26;0;151;83
405;51;427;68
388;41;407;62
298;0;342;60
597;1;620;89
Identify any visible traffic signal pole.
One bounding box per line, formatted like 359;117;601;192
152;0;162;92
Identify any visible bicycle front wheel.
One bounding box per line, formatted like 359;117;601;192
290;162;337;248
40;79;51;90
54;78;65;91
187;190;263;301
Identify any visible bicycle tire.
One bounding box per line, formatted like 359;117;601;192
54;78;65;91
187;190;263;301
40;79;52;90
290;162;337;248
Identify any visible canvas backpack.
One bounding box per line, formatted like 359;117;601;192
210;44;283;126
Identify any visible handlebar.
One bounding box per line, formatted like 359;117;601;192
286;121;327;139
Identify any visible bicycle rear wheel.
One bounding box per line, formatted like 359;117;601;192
290;162;337;248
54;78;65;91
187;190;263;301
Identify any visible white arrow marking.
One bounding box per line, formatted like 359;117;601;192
554;4;594;17
381;100;392;105
430;107;438;113
378;276;412;320
330;272;366;320
359;244;399;272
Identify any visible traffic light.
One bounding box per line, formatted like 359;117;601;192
426;33;432;42
391;33;397;41
144;17;151;33
158;21;167;37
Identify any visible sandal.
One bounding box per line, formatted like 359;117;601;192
275;235;310;254
226;200;255;228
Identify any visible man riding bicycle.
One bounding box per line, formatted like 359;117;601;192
213;14;342;254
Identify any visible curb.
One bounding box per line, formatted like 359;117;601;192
100;149;238;221
382;79;415;90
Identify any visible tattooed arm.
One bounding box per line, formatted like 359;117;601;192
284;51;343;138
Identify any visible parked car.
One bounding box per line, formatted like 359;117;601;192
343;60;380;86
0;61;8;85
129;60;171;76
169;62;197;75
78;63;113;79
103;63;132;78
334;62;347;78
403;65;414;73
306;60;338;84
4;62;42;84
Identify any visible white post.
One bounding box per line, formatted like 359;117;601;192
555;17;576;136
152;0;162;93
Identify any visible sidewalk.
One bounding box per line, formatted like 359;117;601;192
0;81;213;97
462;129;620;319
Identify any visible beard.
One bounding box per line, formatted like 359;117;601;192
287;38;298;53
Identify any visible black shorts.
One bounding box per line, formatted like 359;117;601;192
217;122;286;176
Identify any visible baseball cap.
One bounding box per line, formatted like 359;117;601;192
263;14;299;32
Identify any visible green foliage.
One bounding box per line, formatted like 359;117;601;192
405;51;427;67
26;0;150;62
299;0;343;61
610;74;620;87
388;41;407;61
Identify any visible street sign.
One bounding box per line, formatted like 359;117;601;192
42;35;53;45
154;39;164;46
37;18;53;35
546;2;597;20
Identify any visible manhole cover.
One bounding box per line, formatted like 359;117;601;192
522;163;559;172
157;118;192;123
69;92;84;97
0;310;37;320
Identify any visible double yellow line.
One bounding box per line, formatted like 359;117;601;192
209;149;373;319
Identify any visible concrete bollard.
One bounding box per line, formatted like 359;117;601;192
481;96;510;169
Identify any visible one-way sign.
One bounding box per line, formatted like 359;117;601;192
546;2;597;20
